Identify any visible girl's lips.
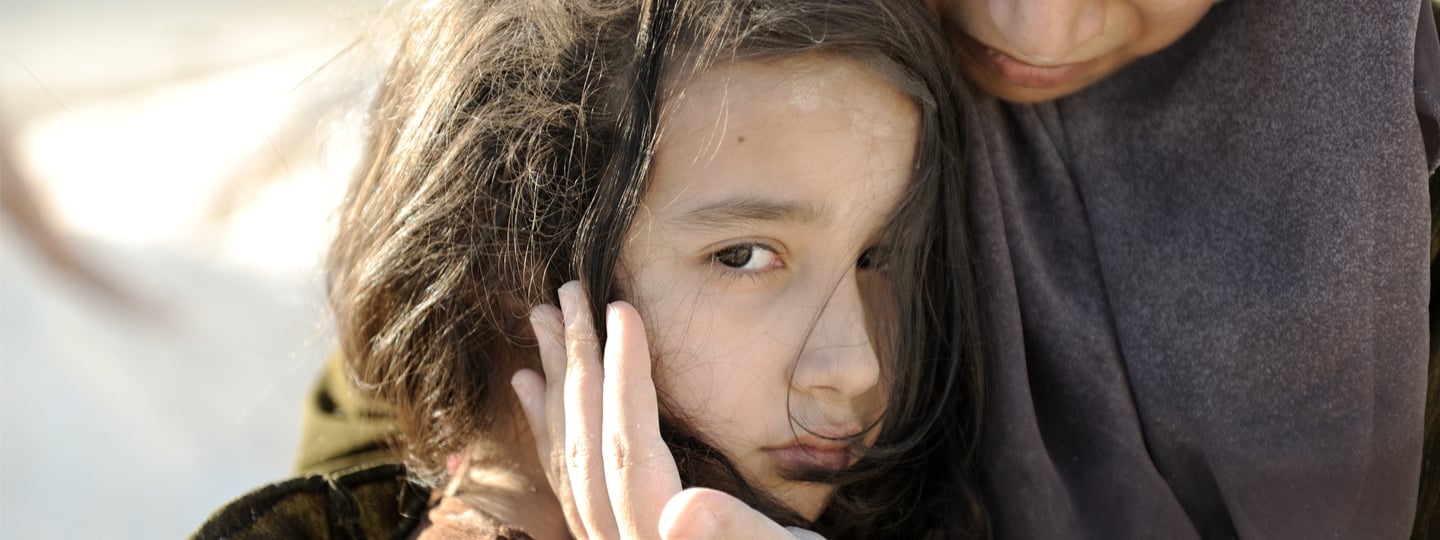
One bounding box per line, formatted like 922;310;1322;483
765;435;856;474
962;34;1096;89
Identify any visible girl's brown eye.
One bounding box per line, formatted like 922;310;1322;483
712;244;780;270
715;245;753;267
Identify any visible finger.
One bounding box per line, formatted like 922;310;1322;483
560;281;621;538
530;302;566;398
659;488;818;540
526;303;593;539
529;303;566;466
510;368;546;453
602;301;682;539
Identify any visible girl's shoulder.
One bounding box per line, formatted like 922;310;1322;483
189;463;429;540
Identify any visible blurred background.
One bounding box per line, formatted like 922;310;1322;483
1;0;386;537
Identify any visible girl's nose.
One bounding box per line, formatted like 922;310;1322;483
988;0;1107;62
790;274;882;402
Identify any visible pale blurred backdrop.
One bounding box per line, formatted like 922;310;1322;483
1;1;388;537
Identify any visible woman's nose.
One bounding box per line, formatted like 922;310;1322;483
790;275;882;402
988;0;1106;62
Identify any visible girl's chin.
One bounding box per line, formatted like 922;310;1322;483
763;479;837;522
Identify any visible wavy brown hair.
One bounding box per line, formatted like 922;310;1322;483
327;0;987;537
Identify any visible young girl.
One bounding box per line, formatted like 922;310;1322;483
195;0;985;538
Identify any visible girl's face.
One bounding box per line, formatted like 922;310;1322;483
926;0;1216;103
620;54;917;520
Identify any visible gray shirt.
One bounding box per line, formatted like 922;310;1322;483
967;0;1440;537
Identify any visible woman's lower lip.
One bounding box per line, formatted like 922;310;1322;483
966;37;1094;89
766;446;850;473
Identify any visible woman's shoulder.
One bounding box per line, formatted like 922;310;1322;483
189;463;429;540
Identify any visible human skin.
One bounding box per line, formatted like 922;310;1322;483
925;0;1218;102
623;54;914;520
514;53;919;538
512;3;1221;538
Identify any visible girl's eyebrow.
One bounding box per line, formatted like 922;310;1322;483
670;195;826;231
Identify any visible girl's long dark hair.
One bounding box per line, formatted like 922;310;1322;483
327;0;987;537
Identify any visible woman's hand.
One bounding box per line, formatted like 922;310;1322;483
511;281;822;540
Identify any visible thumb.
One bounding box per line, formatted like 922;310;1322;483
658;488;825;540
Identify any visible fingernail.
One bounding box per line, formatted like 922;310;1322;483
510;370;527;396
510;370;544;420
529;306;557;337
605;303;620;336
557;282;578;323
510;372;533;407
